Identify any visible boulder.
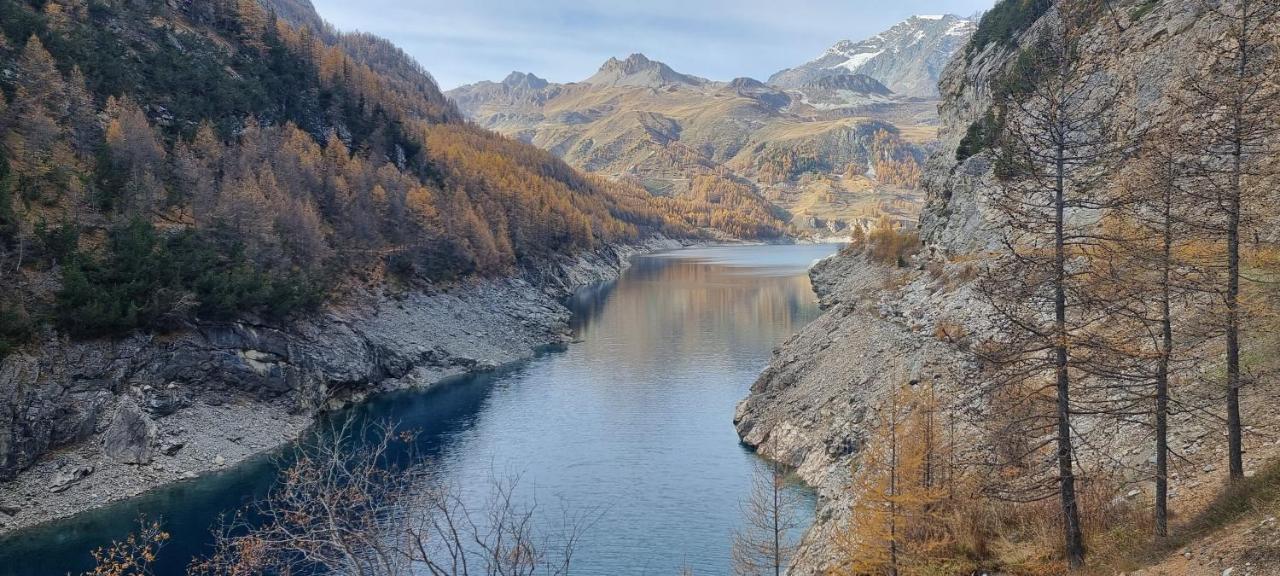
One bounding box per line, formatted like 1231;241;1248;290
103;398;157;464
49;465;94;493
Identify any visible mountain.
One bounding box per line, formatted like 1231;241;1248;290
585;53;708;88
261;0;326;30
769;14;976;97
448;54;934;237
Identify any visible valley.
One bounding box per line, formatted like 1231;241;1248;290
447;15;976;238
2;0;1280;575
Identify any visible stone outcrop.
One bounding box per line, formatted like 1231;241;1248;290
102;398;156;465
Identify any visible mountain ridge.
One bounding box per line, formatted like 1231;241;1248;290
769;14;976;97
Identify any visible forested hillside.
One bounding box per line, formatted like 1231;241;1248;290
0;0;692;355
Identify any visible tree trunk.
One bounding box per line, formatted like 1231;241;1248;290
1155;176;1173;538
1056;140;1086;569
1225;3;1249;483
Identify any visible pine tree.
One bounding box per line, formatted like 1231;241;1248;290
1177;0;1280;482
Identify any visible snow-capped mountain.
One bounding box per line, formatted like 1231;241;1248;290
769;14;976;98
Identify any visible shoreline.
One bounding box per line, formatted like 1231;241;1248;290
0;236;689;537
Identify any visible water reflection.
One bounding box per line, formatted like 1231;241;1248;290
0;244;837;576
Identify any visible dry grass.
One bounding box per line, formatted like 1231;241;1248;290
1110;457;1280;572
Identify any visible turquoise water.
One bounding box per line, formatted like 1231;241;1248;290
0;243;838;575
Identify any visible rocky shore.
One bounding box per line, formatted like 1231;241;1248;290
0;236;683;534
734;249;981;573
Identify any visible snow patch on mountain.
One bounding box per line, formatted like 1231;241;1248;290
769;14;976;98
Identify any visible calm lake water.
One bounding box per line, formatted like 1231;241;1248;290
0;243;838;576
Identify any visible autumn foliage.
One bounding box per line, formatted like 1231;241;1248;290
0;0;695;348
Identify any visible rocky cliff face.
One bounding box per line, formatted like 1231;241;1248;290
0;237;680;533
737;1;1280;573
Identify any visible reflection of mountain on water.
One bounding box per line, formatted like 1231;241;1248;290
569;246;835;368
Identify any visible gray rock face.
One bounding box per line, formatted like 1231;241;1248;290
738;3;1249;573
103;399;156;465
921;0;1211;254
48;466;94;493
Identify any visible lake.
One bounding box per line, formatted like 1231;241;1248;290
0;243;838;576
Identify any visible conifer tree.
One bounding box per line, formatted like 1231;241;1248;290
975;2;1130;566
1177;0;1280;482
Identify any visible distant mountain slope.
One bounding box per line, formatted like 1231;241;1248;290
770;15;976;97
448;53;933;237
261;0;326;31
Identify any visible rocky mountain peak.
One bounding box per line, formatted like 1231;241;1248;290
586;53;706;88
803;73;893;95
502;71;549;90
771;14;976;97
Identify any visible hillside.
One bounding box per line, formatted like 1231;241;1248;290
0;0;706;526
447;15;973;238
0;0;699;352
738;0;1280;574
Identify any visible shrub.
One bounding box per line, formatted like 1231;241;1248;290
865;218;922;267
966;0;1054;60
0;299;32;358
957;111;1002;161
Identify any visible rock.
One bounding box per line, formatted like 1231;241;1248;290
103;398;157;465
49;466;94;493
0;504;19;517
213;455;226;466
144;389;190;417
160;441;185;456
1222;568;1234;576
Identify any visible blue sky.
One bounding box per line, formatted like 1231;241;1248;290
310;0;995;90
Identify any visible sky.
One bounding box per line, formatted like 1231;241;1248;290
309;0;995;90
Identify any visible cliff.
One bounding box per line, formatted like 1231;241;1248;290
737;1;1280;573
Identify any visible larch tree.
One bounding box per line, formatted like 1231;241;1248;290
104;97;167;214
1176;0;1280;482
975;2;1130;567
831;381;952;576
732;450;805;576
1085;125;1198;539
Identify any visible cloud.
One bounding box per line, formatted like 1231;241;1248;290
309;0;994;89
